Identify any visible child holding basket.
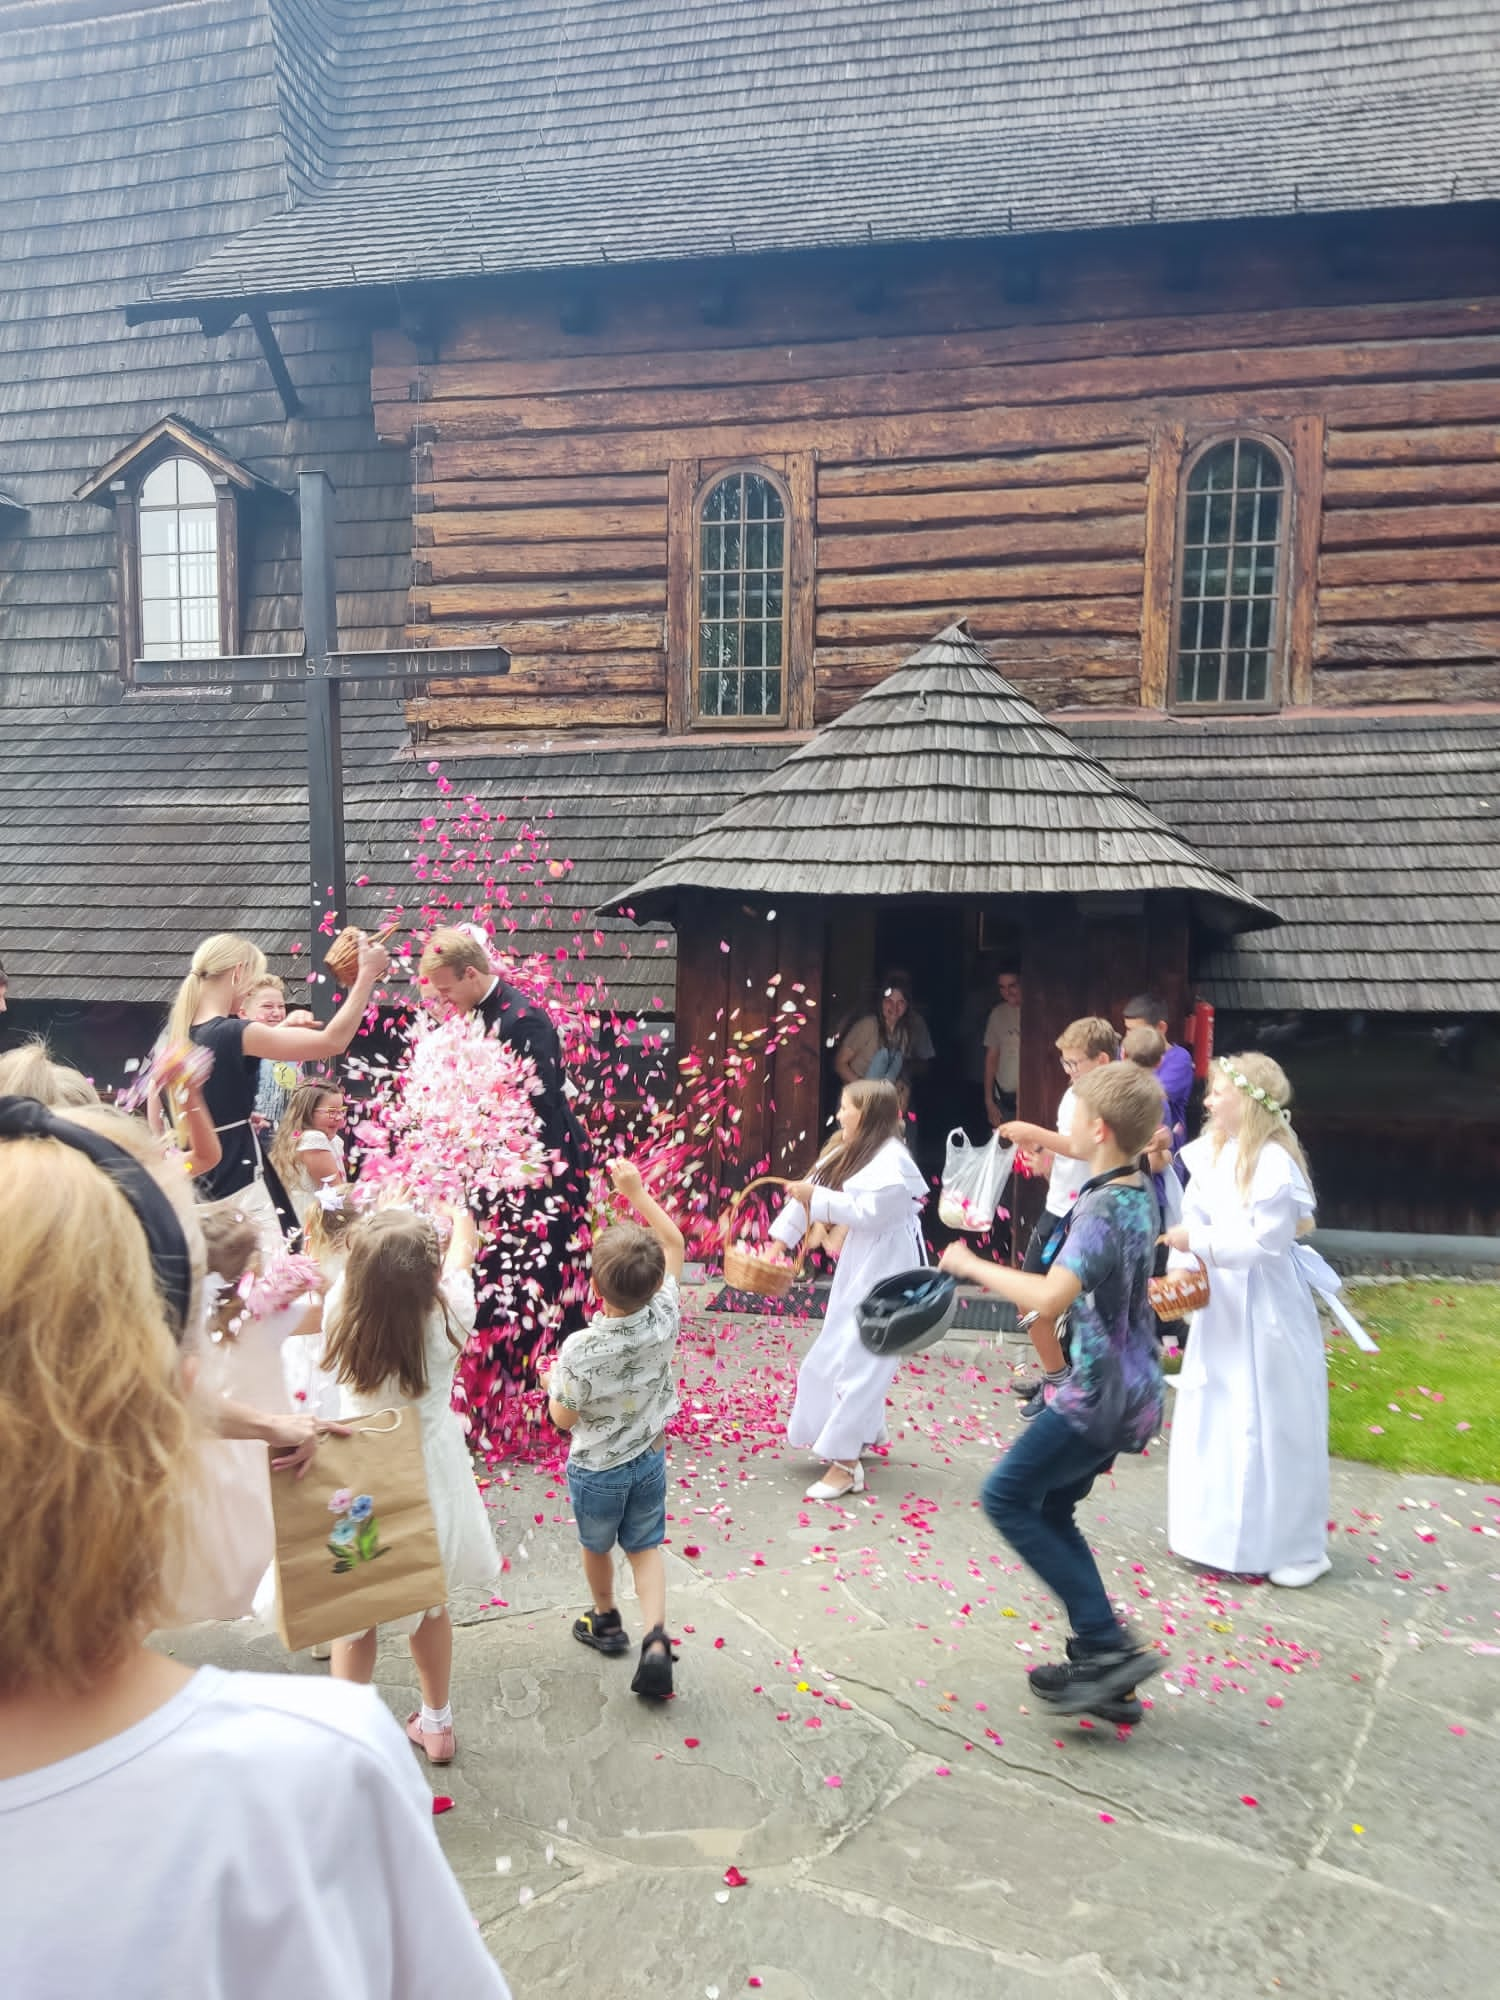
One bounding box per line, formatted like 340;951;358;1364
1164;1054;1332;1587
769;1078;928;1500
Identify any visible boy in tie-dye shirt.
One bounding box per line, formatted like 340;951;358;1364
942;1062;1167;1724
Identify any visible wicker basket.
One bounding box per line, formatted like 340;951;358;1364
1148;1255;1211;1322
325;920;398;985
721;1175;805;1299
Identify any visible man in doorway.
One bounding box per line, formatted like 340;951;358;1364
418;926;594;1421
982;969;1022;1125
1122;993;1194;1164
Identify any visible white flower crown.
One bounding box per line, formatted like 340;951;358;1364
1217;1058;1293;1126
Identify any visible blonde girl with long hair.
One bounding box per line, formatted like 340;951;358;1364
768;1077;929;1499
270;1079;348;1228
154;931;387;1255
321;1207;500;1765
0;1095;510;1999
1163;1053;1332;1587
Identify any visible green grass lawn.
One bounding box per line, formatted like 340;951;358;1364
1327;1282;1498;1481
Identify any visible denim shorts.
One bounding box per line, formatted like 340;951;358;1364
567;1445;667;1554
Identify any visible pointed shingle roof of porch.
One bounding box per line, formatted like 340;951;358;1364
606;622;1277;935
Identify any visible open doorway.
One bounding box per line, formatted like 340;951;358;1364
822;901;1023;1245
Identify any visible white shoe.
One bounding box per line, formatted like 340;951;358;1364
1268;1553;1332;1588
806;1461;865;1501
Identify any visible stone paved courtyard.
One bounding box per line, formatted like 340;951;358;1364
164;1302;1500;1999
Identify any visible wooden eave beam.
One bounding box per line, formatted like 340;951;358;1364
248;309;303;419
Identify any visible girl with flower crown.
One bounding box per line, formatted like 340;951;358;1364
1162;1052;1331;1587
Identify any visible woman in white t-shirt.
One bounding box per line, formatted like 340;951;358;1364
271;1080;349;1229
0;1096;509;2000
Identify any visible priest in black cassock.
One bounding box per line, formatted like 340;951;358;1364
418;926;593;1410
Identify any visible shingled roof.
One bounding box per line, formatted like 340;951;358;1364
0;0;411;710
129;0;1500;315
606;624;1276;933
2;688;1496;1017
1073;713;1500;1013
0;688;772;1015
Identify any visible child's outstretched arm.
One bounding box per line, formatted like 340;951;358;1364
608;1158;685;1281
939;1240;1081;1324
999;1119;1088;1162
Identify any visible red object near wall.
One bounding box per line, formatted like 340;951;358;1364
1186;1000;1215;1079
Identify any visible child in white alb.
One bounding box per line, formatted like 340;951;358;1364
1164;1054;1332;1588
770;1077;927;1500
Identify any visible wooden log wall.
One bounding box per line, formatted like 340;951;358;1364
375;212;1500;734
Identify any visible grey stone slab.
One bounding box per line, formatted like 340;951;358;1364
1381;1632;1500;1730
1116;1871;1500;2000
1312;1664;1500;1911
810;1763;1292;1965
486;1869;1118;2000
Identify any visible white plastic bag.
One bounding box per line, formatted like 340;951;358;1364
939;1128;1015;1232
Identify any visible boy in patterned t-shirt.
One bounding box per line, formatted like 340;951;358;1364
942;1062;1168;1724
546;1158;684;1699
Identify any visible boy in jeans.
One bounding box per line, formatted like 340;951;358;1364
943;1063;1168;1721
547;1158;683;1700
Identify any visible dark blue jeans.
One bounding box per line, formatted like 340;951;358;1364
981;1408;1126;1649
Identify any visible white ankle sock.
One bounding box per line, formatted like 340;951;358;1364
420;1703;453;1732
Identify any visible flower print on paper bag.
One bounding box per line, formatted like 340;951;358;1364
326;1489;387;1573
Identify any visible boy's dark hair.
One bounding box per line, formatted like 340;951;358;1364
1123;993;1167;1026
593;1221;666;1314
1122;1024;1167;1069
1073;1063;1165;1157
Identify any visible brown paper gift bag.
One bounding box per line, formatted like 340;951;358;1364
271;1408;447;1651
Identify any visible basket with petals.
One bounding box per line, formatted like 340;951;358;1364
325;920;399;985
1148;1255;1211;1321
720;1175;805;1299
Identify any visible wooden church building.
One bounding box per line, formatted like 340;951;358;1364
2;0;1499;1230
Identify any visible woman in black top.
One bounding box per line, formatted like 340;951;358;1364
160;932;388;1252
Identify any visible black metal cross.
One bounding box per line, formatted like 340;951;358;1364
131;471;506;1015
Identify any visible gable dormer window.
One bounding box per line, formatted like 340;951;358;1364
138;457;223;659
76;416;267;682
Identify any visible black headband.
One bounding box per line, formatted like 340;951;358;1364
0;1095;194;1340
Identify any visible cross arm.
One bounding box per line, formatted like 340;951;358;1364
130;645;508;691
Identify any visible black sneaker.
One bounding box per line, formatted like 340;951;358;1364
630;1624;675;1701
573;1607;630;1656
1016;1383;1047;1421
1027;1643;1163;1716
1062;1637;1145;1724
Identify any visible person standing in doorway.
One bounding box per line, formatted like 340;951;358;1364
834;971;934;1110
983;969;1023;1125
417;928;594;1411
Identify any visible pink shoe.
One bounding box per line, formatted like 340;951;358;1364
405;1711;456;1765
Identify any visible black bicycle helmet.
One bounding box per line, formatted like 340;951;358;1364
856;1269;958;1356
